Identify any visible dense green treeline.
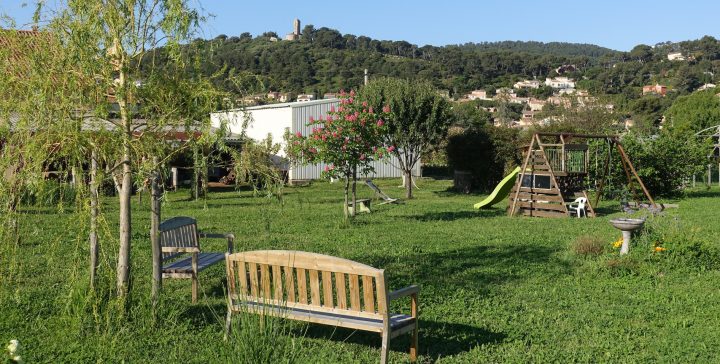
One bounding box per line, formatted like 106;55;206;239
114;23;720;137
153;26;720;107
147;27;616;97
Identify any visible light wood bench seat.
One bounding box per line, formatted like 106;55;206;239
225;250;419;364
160;216;234;303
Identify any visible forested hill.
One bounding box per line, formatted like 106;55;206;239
455;41;617;58
166;26;618;97
158;25;720;109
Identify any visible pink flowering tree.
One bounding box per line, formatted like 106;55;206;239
285;91;392;219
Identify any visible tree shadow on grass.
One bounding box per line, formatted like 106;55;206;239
433;188;486;198
407;209;505;221
358;243;565;298
298;319;505;358
682;189;720;199
180;302;227;329
591;204;621;216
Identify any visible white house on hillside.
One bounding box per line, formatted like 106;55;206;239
210;99;419;182
467;89;490;100
545;77;575;89
667;52;686;61
513;80;541;89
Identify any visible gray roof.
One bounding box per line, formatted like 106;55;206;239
217;98;340;113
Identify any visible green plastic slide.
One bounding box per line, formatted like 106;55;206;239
473;166;522;209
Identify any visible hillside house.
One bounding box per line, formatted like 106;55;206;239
642;84;667;96
697;83;717;92
513;80;541;89
297;94;315;102
667;52;686;61
467;90;490;100
555;64;577;74
528;98;546;112
545;77;575;89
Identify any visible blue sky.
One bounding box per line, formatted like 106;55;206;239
3;0;720;51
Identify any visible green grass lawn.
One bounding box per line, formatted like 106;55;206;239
2;178;720;363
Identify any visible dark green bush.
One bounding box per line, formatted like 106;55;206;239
446;126;520;191
602;131;707;197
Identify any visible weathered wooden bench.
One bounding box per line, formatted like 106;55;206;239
160;216;234;303
225;250;419;364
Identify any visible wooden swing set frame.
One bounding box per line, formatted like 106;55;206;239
508;132;656;218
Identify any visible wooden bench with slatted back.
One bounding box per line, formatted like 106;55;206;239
160;216;234;303
224;250;419;364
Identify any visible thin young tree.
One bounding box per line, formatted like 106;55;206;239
285;91;391;219
361;78;453;198
41;0;210;299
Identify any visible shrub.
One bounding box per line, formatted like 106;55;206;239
446;126;520;191
607;131;707;197
639;215;720;271
571;235;606;256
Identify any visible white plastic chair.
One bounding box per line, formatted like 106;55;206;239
568;197;587;218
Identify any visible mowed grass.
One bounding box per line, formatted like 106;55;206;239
2;178;720;363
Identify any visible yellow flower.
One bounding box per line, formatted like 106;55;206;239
612;237;623;248
654;246;666;252
7;340;18;355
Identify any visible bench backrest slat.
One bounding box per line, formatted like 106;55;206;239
296;268;308;304
362;276;376;312
334;272;347;309
348;274;361;311
159;216;199;261
227;250;387;320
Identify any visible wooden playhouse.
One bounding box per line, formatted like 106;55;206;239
508;133;656;218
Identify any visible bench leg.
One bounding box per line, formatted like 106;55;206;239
191;253;199;303
224;308;232;341
380;331;390;364
410;324;418;362
191;274;198;304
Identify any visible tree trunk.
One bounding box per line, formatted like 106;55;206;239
117;158;132;298
351;165;357;216
404;169;413;199
343;174;350;220
89;150;99;291
150;158;161;307
398;149;416;199
116;59;132;299
193;146;199;200
201;149;208;198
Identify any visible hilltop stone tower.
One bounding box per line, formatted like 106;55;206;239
285;18;301;41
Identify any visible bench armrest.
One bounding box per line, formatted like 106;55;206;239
162;246;200;253
199;232;235;253
389;285;419;301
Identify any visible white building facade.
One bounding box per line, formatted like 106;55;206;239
545;77;575;89
210;99;420;181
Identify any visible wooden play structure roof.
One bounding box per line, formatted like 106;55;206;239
508;132;656;218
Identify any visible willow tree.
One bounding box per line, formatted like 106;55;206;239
38;0;213;299
360;78;453;198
